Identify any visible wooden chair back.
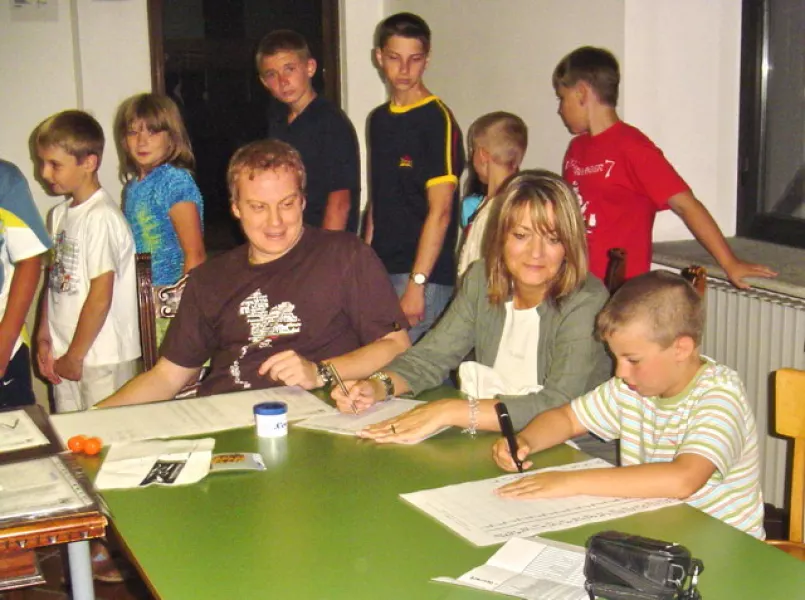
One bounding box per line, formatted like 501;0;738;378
681;265;707;297
604;248;626;293
135;253;188;372
774;368;805;543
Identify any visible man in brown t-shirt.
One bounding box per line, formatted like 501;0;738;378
99;140;409;407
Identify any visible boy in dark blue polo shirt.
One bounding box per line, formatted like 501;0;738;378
366;13;465;342
257;30;361;232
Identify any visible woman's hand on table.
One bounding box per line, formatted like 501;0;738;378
358;399;462;444
331;379;382;414
492;435;533;472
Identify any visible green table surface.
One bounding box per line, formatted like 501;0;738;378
84;389;805;599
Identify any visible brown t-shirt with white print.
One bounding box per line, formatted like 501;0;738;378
160;227;407;396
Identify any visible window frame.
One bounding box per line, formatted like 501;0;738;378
737;0;805;248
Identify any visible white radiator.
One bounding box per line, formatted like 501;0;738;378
700;278;805;507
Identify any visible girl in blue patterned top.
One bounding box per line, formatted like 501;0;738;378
115;93;206;286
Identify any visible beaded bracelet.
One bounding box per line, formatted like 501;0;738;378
462;396;480;437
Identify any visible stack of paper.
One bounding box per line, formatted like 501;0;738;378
435;537;588;600
0;410;49;454
50;386;335;447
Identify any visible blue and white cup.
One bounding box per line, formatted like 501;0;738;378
253;402;288;438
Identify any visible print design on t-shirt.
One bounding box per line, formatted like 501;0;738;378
229;289;302;389
50;230;81;294
565;157;617;234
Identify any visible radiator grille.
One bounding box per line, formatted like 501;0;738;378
701;278;805;507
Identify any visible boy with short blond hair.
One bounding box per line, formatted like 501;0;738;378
35;110;140;412
553;46;775;289
367;12;465;342
257;29;360;232
457;111;528;276
493;270;765;539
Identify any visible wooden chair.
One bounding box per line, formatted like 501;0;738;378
767;368;805;560
135;253;200;397
604;248;626;293
680;265;707;297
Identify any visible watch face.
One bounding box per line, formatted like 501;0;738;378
412;273;427;285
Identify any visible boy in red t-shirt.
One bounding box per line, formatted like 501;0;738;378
553;46;775;288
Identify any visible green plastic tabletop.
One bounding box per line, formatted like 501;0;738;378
87;390;805;599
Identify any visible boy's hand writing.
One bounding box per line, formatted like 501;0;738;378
331;379;379;414
492;435;533;472
494;470;578;499
54;352;83;382
723;259;777;290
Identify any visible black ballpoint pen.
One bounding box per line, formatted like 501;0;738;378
495;402;523;473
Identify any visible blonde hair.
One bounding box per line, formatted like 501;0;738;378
227;139;307;204
483;169;588;305
469;112;527;168
255;30;311;70
35;110;104;166
596;271;704;348
114;93;194;181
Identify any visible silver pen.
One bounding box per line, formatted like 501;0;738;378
328;363;357;415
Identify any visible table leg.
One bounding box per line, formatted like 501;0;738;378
67;540;95;600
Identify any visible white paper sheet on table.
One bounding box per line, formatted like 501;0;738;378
0;455;94;522
94;438;216;490
0;410;49;453
294;398;448;442
434;537;588;600
401;458;681;546
50;386;335;447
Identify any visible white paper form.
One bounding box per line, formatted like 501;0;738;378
294;398;448;442
50;386;336;447
435;537;588;600
94;438;215;490
0;410;49;453
401;458;681;546
0;456;93;522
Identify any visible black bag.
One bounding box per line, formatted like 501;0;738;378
584;531;704;600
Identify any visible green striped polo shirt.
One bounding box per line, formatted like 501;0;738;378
571;357;765;539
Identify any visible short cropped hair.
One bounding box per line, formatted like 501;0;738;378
484;169;588;305
469;112;528;169
114;93;195;181
596;271;704;348
35;110;104;167
375;12;431;53
227;139;307;204
553;46;620;107
255;29;311;70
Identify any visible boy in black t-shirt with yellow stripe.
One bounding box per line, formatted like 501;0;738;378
365;12;465;342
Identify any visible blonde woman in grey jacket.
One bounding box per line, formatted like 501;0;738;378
333;170;613;453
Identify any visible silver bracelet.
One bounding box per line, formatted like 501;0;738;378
462;396;480;437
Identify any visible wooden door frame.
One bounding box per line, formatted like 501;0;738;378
146;0;341;105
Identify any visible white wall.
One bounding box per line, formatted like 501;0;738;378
0;0;151;215
624;0;742;241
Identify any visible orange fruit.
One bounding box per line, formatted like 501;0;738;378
83;437;103;456
67;435;87;453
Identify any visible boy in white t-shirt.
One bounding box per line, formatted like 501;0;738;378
493;271;765;538
34;110;141;412
457;112;527;277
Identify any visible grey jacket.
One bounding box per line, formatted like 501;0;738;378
389;261;613;430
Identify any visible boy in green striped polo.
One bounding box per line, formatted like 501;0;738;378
493;270;765;538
